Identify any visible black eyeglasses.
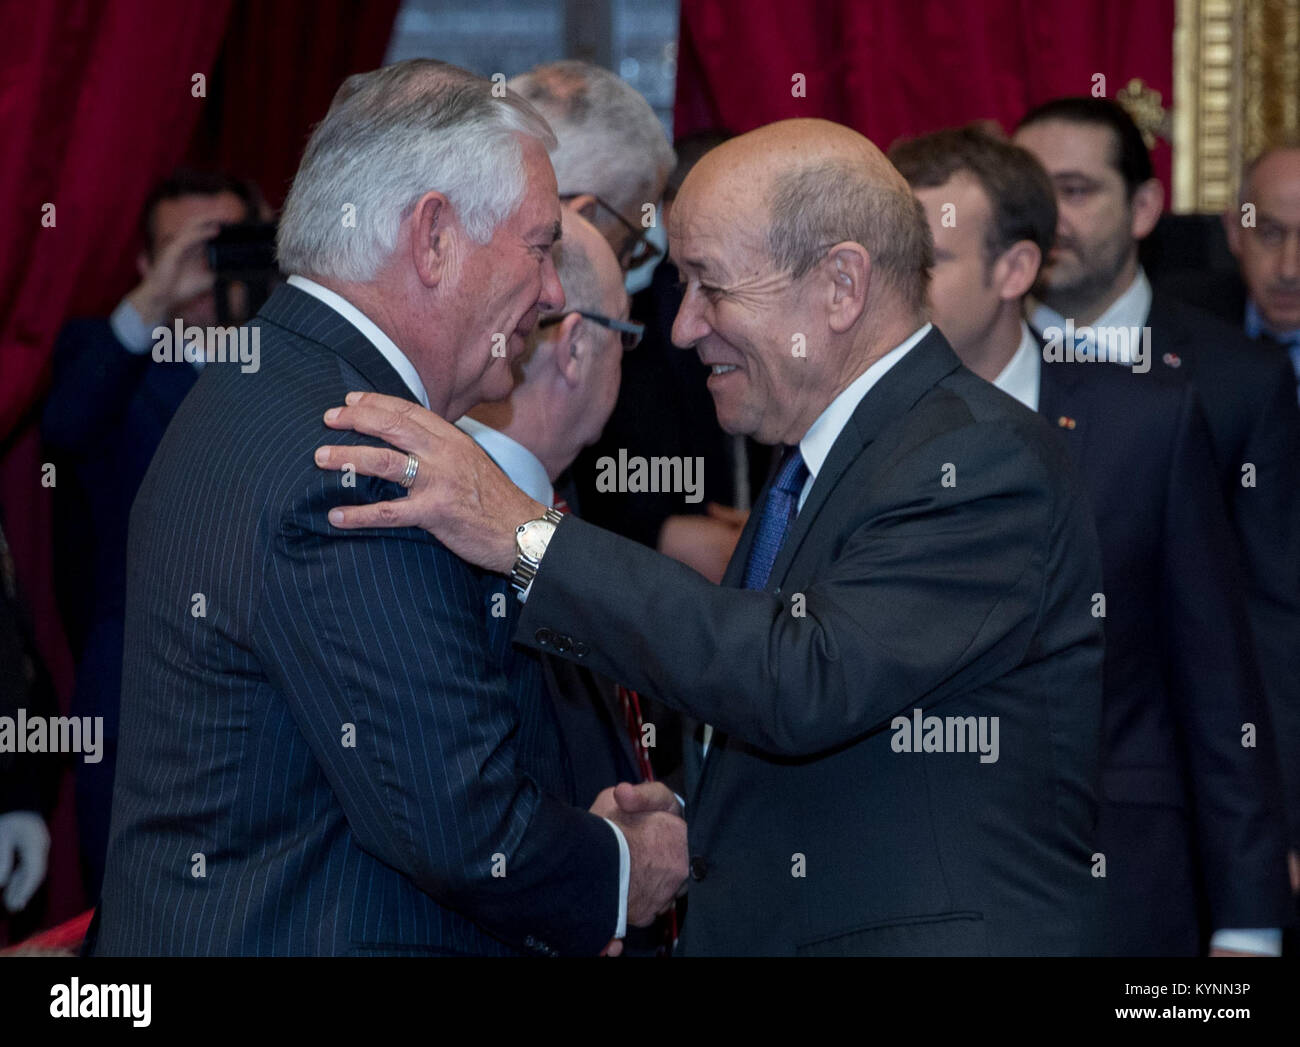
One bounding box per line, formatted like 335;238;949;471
560;194;664;272
538;310;644;350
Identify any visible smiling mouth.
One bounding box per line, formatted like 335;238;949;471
709;364;739;375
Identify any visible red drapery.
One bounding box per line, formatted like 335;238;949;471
0;0;398;936
675;0;1175;190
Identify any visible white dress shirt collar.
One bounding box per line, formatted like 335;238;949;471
454;415;555;508
991;322;1043;411
1028;268;1153;364
796;323;932;510
286;274;430;409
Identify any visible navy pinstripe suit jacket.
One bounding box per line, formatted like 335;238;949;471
92;284;620;956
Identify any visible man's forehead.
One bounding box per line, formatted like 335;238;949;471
669;183;767;274
1016;121;1115;172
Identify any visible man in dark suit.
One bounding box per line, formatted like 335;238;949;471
41;170;255;898
92;60;686;957
318;118;1107;956
1163;144;1300;405
893;124;1292;955
1015;99;1300;915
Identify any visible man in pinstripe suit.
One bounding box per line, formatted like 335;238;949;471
91;59;686;957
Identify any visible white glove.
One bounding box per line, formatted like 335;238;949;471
0;810;50;912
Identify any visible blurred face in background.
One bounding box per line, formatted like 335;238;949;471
1014;120;1156;318
914;174;1003;359
143;191;249;327
1228;148;1300;332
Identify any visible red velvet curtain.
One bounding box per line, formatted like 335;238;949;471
0;0;398;935
0;0;233;936
675;0;1175;190
187;0;402;209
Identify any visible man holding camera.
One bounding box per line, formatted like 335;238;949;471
41;169;256;898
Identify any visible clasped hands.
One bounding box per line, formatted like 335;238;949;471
589;782;688;957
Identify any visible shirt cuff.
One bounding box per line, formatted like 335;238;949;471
602;818;629;939
1209;928;1282;956
110;299;155;354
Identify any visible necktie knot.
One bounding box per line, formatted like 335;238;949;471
773;446;809;495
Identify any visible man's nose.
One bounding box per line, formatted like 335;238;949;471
671;286;710;350
539;252;565;313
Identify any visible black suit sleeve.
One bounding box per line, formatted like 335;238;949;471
520;422;1064;758
1161;389;1291;927
255;471;620;956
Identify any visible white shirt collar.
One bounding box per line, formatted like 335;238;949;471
286;274;430;409
991;322;1042;411
454;415;554;507
796;323;931;509
1028;268;1152;364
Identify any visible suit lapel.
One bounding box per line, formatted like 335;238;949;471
693;329;962;796
766;329;962;590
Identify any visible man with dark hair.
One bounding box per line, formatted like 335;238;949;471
894;124;1292;956
41;168;255;898
317;117;1108;956
1014;99;1300;948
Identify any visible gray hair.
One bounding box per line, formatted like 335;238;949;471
277;59;556;282
508;60;676;220
766;160;934;313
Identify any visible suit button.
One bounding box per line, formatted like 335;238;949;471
553;634;572;653
534;629;553;646
690;856;710;881
573;641;590;658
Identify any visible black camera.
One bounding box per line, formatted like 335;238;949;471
207;221;280;325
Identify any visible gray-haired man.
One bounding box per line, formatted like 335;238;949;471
92;59;686;957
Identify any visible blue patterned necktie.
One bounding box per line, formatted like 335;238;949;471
742;446;809;590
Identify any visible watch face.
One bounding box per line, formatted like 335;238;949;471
517;520;555;560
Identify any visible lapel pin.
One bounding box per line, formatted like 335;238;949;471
1162;352;1181;368
1057;415;1077;430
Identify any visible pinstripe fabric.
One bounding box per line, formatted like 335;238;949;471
92;285;619;956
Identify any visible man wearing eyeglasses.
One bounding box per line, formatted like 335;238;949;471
455;210;653;805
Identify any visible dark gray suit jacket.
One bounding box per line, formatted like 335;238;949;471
92;284;619;956
517;328;1106;955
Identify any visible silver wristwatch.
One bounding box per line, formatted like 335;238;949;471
509;506;564;598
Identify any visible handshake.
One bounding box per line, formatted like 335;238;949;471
590;781;689;957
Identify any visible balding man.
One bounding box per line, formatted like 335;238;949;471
454;210;657;804
1167;145;1300;404
319;118;1107;956
1230;146;1300;401
92;60;686;957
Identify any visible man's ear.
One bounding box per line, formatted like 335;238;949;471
825;242;870;334
992;240;1042;302
1129;177;1164;241
550;312;585;389
564;194;599;224
409;191;455;288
